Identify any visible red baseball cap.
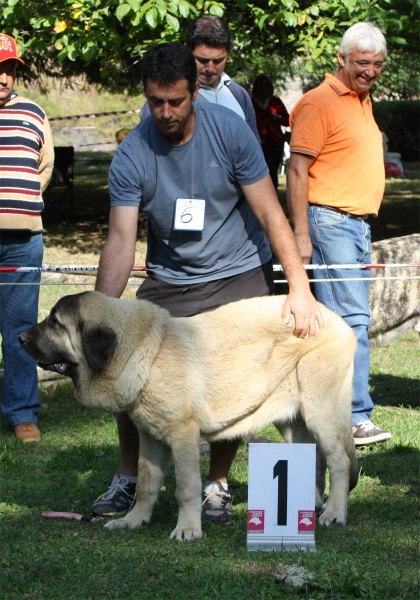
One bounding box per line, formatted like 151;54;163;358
0;33;25;65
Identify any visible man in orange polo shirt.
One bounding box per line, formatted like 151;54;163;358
287;22;391;446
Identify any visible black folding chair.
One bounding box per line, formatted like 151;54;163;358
43;146;74;217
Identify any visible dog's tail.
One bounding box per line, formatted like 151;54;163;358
346;433;359;491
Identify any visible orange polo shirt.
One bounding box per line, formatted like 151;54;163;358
289;74;385;216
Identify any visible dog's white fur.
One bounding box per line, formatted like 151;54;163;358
21;292;358;541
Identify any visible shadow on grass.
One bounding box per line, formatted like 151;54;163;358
370;373;420;408
357;444;420;494
372;198;420;242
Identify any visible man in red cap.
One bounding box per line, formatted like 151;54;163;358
0;34;54;441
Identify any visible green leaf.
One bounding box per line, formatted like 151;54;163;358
116;3;131;21
130;11;142;26
155;0;168;19
393;37;407;45
209;5;223;16
178;0;190;18
139;0;153;17
67;43;77;61
57;49;68;66
258;14;270;29
342;0;357;11
82;42;97;61
166;14;180;32
312;47;323;59
3;7;14;18
146;7;158;28
127;0;140;10
284;11;297;27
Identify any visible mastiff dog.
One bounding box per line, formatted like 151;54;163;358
20;291;358;541
369;233;420;346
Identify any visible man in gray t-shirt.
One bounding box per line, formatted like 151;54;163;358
91;43;323;526
110;102;269;284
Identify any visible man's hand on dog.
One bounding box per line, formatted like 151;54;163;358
283;288;325;339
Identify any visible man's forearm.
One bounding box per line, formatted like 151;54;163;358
287;166;309;235
242;174;310;290
95;238;135;297
255;194;324;337
95;205;139;297
242;173;324;337
287;153;314;263
258;206;310;292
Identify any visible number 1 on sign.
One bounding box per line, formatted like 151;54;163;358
273;459;288;526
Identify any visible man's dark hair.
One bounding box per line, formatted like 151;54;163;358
252;75;274;98
186;15;233;51
142;43;197;94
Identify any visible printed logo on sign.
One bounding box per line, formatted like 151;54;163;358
298;510;315;533
247;509;265;533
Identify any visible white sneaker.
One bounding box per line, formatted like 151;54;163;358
352;420;392;446
201;481;233;524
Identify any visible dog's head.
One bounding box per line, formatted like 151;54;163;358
19;292;118;381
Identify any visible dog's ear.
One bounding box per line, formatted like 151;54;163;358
82;327;117;372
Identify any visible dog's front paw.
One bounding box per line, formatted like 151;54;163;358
319;507;347;527
170;526;202;541
104;516;147;531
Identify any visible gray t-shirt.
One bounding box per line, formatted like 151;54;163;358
109;103;270;284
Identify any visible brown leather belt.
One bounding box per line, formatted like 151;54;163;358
309;203;369;221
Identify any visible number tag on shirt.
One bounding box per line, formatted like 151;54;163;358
173;198;206;231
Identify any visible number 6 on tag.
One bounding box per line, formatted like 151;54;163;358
174;198;206;231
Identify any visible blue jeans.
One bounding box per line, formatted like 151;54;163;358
308;205;373;426
0;232;43;427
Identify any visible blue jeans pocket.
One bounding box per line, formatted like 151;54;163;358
313;207;346;227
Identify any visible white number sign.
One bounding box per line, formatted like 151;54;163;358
247;443;316;551
173;198;205;231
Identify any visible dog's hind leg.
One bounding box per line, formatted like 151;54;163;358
297;354;357;525
104;430;171;531
169;425;202;542
275;418;326;514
